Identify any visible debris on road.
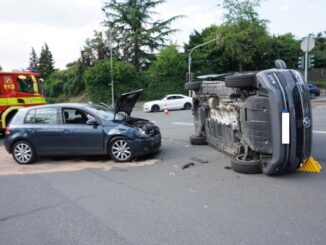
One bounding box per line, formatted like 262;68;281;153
182;162;195;169
190;157;209;164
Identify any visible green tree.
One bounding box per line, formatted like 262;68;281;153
185;25;224;75
38;43;55;78
219;0;270;71
45;70;66;102
0;65;2;71
83;58;139;104
143;45;187;100
81;31;109;67
269;33;300;69
103;0;181;71
221;0;263;24
29;47;38;69
63;61;86;97
313;31;326;68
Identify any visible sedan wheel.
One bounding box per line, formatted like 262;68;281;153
151;105;160;112
184;102;192;110
109;138;133;162
12;141;36;164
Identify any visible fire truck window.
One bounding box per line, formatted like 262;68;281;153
18;76;35;93
24;108;57;124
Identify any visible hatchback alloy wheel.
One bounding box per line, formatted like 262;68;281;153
109;138;133;162
12;141;36;164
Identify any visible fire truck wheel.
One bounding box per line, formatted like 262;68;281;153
12;140;36;164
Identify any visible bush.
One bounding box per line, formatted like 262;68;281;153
142;45;187;100
310;79;326;88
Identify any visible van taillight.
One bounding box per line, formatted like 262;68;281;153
5;126;10;135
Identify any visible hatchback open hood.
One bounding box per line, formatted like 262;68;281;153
114;89;143;117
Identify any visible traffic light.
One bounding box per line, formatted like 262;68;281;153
298;56;304;69
186;72;195;81
308;54;315;69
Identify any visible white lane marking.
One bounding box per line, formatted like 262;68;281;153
173;122;194;126
313;130;326;134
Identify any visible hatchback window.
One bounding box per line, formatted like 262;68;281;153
63;108;89;124
24;108;57;124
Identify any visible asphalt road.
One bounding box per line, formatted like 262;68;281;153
0;108;326;245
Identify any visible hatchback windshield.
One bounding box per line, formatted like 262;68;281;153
85;104;124;121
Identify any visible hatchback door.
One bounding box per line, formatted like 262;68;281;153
58;108;104;154
23;107;63;154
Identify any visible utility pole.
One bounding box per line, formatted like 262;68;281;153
102;8;115;107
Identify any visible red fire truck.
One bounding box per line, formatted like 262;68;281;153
0;71;46;134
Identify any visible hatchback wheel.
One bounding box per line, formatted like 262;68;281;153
109;137;133;162
12;141;36;164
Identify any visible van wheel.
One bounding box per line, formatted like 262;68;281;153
225;73;256;88
185;81;202;91
12;140;36;164
230;155;261;174
190;135;206;145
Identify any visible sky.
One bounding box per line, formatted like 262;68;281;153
0;0;325;71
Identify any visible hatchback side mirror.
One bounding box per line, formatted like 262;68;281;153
86;119;99;126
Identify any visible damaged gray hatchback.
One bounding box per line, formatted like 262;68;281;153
185;60;312;175
4;89;161;164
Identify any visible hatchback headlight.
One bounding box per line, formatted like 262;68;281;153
137;128;149;138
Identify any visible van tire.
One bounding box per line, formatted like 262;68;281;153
225;73;256;88
190;135;206;145
185;81;202;91
231;155;262;174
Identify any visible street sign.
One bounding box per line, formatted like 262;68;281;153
300;36;315;52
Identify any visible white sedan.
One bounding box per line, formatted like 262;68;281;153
143;94;193;112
